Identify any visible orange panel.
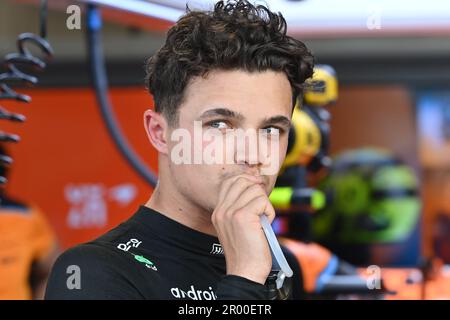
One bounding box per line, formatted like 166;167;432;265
1;87;158;249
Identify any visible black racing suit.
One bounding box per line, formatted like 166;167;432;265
45;205;303;300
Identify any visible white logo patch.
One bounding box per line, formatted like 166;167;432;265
210;243;224;255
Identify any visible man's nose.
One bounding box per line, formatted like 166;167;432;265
234;131;264;167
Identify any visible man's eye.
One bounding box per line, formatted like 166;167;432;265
263;127;282;135
208;120;229;130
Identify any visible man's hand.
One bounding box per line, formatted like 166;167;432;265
212;174;275;285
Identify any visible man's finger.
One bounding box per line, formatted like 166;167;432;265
221;178;261;210
226;184;267;215
218;174;263;204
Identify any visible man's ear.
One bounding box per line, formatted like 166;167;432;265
144;109;169;155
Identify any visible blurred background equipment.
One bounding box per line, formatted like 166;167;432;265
312;148;421;265
272;64;337;241
280;64;336;174
270;64;389;299
0;0;53;184
0;0;59;300
86;4;158;187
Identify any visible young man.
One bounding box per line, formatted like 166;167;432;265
45;0;314;300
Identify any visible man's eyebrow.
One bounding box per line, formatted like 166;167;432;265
197;108;244;120
261;115;291;128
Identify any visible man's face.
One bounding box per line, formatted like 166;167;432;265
165;69;292;213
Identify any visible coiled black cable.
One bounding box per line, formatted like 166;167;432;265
0;0;53;184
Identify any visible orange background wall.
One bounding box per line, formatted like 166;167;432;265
328;85;418;170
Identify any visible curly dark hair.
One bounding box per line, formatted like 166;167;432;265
145;0;314;126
